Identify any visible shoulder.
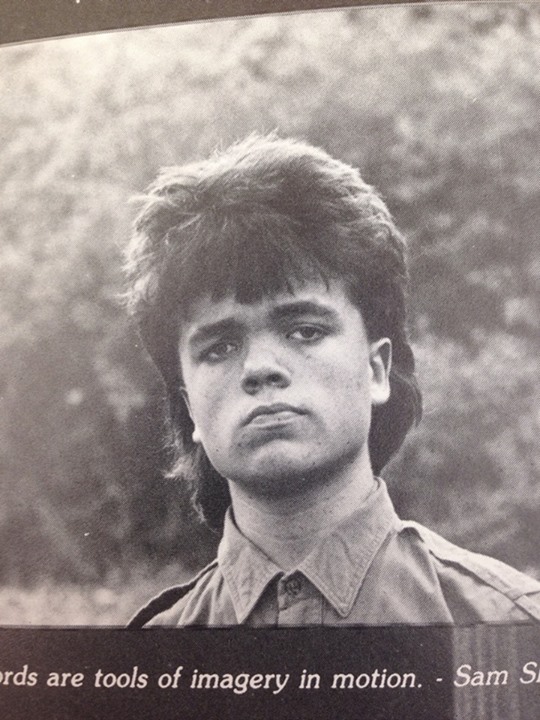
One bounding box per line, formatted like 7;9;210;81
126;560;221;629
401;520;540;623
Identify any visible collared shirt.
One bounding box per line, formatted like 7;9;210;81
134;480;540;627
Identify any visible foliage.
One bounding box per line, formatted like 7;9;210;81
1;4;539;587
0;565;191;625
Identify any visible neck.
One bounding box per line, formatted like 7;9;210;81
228;452;376;571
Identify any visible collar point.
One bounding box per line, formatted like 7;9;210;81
334;602;355;619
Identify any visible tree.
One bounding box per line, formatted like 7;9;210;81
1;4;539;582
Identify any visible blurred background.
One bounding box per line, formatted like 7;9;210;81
1;3;539;625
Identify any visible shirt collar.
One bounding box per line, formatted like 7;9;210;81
218;512;282;624
218;479;399;623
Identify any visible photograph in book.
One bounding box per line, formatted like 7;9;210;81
1;2;540;629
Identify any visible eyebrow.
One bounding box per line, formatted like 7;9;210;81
187;300;341;347
269;300;340;323
188;318;242;346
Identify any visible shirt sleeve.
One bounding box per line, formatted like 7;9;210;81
402;521;540;623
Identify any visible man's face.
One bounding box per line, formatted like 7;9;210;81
178;279;391;497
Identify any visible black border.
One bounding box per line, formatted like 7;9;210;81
1;0;452;45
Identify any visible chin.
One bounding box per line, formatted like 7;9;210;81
226;438;366;495
229;449;329;494
240;472;313;499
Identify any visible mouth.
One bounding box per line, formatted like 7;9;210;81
243;403;306;427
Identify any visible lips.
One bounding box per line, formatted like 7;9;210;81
243;403;305;427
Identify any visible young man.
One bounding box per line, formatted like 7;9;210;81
125;135;540;626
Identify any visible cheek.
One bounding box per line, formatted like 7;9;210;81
183;373;213;425
188;374;232;434
191;390;217;429
311;351;369;397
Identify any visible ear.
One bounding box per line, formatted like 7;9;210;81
369;338;392;407
180;387;201;444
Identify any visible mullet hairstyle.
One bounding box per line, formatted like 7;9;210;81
124;134;422;530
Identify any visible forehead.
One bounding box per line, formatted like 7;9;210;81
179;278;364;338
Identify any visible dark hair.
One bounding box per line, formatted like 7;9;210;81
124;134;422;530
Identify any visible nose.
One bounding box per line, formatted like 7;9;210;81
241;341;291;395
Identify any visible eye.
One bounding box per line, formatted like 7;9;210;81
201;340;239;362
287;324;327;343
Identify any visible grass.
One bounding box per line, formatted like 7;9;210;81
0;565;192;626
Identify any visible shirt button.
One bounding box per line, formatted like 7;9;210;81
284;576;302;597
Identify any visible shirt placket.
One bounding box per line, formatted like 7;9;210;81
276;572;322;625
